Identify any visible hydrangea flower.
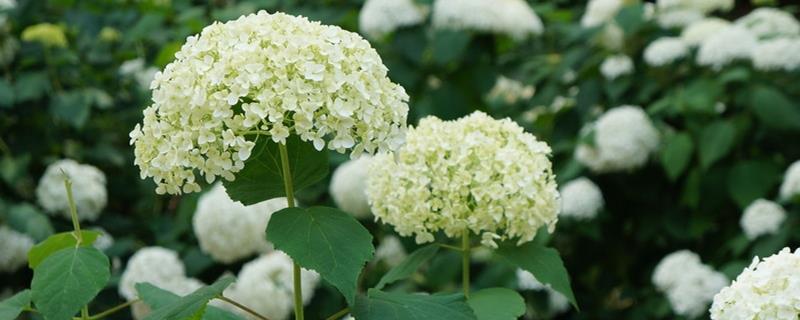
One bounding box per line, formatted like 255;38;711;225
580;0;623;28
644;37;689;66
575;106;660;173
486;76;535;105
680;18;731;47
599;54;633;80
119;58;159;89
780;160;800;200
656;8;704;29
432;0;543;40
374;235;407;267
129;11;409;195
735;7;800;39
21;23;67;47
36;159;107;222
329;156;373;219
696;26;757;70
359;0;426;39
517;269;570;315
118;247;203;301
367;111;559;248
751;38;800;72
0;226;34;273
652;250;728;318
0;0;16;10
192;184;289;263
710;247;800;319
740;199;786;240
559;177;604;220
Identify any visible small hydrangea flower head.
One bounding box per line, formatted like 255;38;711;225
367;111;560;248
0;226;34;273
21;23;67;48
652;250;728;318
644;37;689;66
580;0;623;28
599;54;633;80
374;235;407;267
780;160;800;200
330;156;373;219
432;0;544;40
130;11;409;195
680;18;731;47
735;7;800;40
710;247;800;319
486;76;535;105
696;26;757;70
575;106;660;173
559;177;604;220
118;246;196;301
35;159;108;222
740;199;786;240
359;0;427;39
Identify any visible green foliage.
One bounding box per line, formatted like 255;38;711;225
136;282;244;320
496;242;577;308
27;230;101;268
727;160;782;208
5;204;54;242
698;120;736;169
352;289;476;320
660;132;693;180
0;290;31;320
749;85;800;131
141;276;236;320
31;247;110;320
375;244;440;290
467;288;526;320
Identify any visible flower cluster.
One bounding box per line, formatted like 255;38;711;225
735;8;800;39
780;160;800;200
751;38;800;72
0;226;34;273
680;18;730;46
486;76;535;105
118;247;204;302
192;184;289;263
517;269;570;315
329;156;373;219
710;247;800;319
644;37;689;66
696;25;757;69
652;250;728;318
367;111;560;248
374;235;407;267
559;178;604;221
358;0;426;39
431;0;543;40
740;199;786;240
599;54;633;80
580;0;623;28
21;23;67;47
655;0;733;28
36;159;107;221
575;106;660;173
119;58;159;89
130;11;409;194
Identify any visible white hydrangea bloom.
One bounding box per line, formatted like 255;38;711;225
576;106;660;173
780;160;800;200
559;178;604;220
656;0;733;14
0;0;15;10
486;76;535;105
580;0;623;28
656;8;704;28
36;159;107;221
696;26;757;70
118;247;194;301
0;226;34;273
359;0;426;39
751;38;800;72
644;37;689;66
740;199;786;240
710;247;800;319
432;0;544;40
680;18;731;47
516;269;570;314
367;111;560;248
375;235;407;267
91;227;114;251
736;8;800;39
129;11;409;195
330;156;373;219
597;23;624;51
599;54;633;80
224;252;320;320
652;250;728;318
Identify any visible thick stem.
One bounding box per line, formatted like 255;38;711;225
62;173;83;245
461;229;471;299
278;143;304;320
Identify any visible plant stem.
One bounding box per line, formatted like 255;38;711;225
62;173;83;245
218;296;271;320
278;143;304;320
81;307;89;319
88;299;139;320
461;229;471;299
437;243;463;252
325;307;350;320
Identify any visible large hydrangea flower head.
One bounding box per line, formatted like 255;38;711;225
575;106;660;173
740;199;786;240
652;250;728;318
735;7;800;39
432;0;544;40
36;159;108;221
130;11;410;195
367;111;560;248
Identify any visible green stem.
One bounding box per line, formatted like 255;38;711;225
437;243;463;252
217;296;271;320
461;229;471;299
62;172;83;245
88;299;139;320
81;307;89;320
325;307;350;320
278;143;304;320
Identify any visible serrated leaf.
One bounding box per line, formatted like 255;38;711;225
267;206;373;305
750;85;800;131
728;160;782;208
142;276;236;320
136;283;244;320
28;230;102;268
376;244;439;290
698;120;736;169
0;290;31;320
660;133;693;180
467;288;525;320
224;135;328;205
352;289;476;320
31;247;110;320
496;242;577;309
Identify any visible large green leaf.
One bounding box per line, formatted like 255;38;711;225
28;230;102;268
49;91;92;128
467;288;525;320
266;206;373;305
614;4;645;35
352;289;476;320
698;120;736;169
31;247;110;320
495;242;577;308
727;160;782;208
376;244;439;290
430;29;471;65
223;134;328;205
7;204;54;241
750;85;800;131
143;276;236;320
0;290;31;320
136;282;244;320
13;72;50;102
660;132;693;180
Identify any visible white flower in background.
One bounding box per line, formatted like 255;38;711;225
0;226;34;273
736;8;800;39
652;250;728;318
516;269;570;314
780;160;800;200
710;247;800;319
656;8;704;28
432;0;544;40
330;156;373;219
751;38;800;72
644;37;689;66
740;199;786;240
368;111;560;248
576;106;660;173
656;0;733;14
580;0;623;28
599;54;633;80
487;76;535;105
91;227;114;251
680;18;730;47
359;0;426;39
36;159;107;222
597;23;624;51
375;235;407;267
559;178;604;220
224;252;320;320
119;58;159;89
119;247;201;301
129;11;409;195
0;0;15;10
193;184;289;264
696;26;757;70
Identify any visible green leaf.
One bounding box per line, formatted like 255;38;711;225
142;276;236;320
352;289;476;320
49;91;92;128
266;206;373;305
467;288;525;320
680;79;722;115
223;134;328;205
27;230;102;268
376;244;439;290
0;290;31;320
496;242;577;308
13;72;50;102
750;86;800;131
614;4;645;35
31;247;110;320
7;204;54;242
660;133;693;180
727;160;782;208
0;79;13;108
136;283;245;320
430;29;471;65
698;120;736;169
